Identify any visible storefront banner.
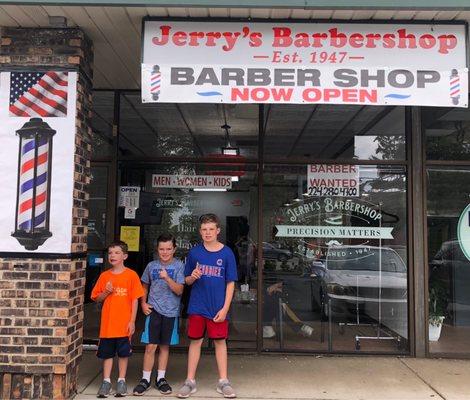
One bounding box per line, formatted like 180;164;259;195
142;21;467;107
307;164;359;197
152;174;232;189
275;225;394;239
119;186;140;208
0;71;78;254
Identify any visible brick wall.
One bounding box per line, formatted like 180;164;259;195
0;27;93;399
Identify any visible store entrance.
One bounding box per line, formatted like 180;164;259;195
110;162;258;350
83;98;411;354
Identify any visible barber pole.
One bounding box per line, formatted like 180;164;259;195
12;118;56;250
450;69;461;105
151;65;161;101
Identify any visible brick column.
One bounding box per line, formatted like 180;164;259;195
0;28;93;399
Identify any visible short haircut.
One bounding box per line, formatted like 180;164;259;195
156;233;176;248
108;240;128;254
199;213;220;228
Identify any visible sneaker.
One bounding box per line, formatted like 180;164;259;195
300;324;314;337
156;377;172;395
216;379;236;398
262;325;276;338
115;380;127;397
132;379;150;396
97;381;112;398
177;379;197;398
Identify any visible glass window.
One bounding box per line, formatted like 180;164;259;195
264;105;405;160
424;105;470;161
117;162;259;349
91;91;115;159
119;94;259;159
427;168;470;354
262;164;408;353
83;165;110;342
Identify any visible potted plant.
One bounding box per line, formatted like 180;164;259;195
428;278;447;341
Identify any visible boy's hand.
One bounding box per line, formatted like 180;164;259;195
127;321;135;336
105;281;113;294
141;302;153;315
191;264;202;280
159;268;169;281
213;308;228;323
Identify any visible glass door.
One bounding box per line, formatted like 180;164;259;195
117;162;259;350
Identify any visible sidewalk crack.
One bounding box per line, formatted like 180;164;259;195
398;358;446;400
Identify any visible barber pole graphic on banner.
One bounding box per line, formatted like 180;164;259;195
0;71;77;253
150;65;161;101
450;69;461;105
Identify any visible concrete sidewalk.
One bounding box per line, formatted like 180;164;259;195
75;351;470;400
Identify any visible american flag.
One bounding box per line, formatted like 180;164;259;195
9;71;68;117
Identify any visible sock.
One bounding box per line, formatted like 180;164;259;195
118;378;125;382
157;370;166;381
219;378;228;383
142;371;151;382
103;378;111;383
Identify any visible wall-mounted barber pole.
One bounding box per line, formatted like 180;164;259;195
12;118;56;250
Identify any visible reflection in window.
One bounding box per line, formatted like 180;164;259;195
427;168;470;354
119;96;259;158
91;91;114;159
264;105;405;160
262;164;408;353
424;106;470;160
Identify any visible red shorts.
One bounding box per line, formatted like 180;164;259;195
187;314;229;340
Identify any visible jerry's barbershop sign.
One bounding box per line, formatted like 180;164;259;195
142;20;467;107
275;197;393;240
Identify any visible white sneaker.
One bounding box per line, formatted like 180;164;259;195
300;324;314;337
263;326;276;338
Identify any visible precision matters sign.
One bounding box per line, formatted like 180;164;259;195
142;20;468;107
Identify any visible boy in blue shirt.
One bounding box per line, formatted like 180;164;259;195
133;234;185;396
177;213;238;399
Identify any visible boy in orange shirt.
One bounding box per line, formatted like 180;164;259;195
91;241;144;398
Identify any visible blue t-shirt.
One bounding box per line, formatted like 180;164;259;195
141;258;185;318
184;244;238;319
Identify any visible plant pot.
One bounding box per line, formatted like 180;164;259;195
429;317;445;341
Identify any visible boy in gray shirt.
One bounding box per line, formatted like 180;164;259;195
133;233;185;396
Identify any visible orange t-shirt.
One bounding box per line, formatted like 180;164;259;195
91;267;144;338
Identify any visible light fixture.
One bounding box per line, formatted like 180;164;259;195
221;123;240;156
49;16;67;27
231;176;239;182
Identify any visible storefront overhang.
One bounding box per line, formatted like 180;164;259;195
1;1;470;10
1;4;470;89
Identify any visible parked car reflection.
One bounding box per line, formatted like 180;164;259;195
261;242;293;262
314;245;408;338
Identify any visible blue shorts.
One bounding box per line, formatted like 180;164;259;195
96;337;132;359
141;309;179;346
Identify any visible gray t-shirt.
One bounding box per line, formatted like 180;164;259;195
141;259;185;318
